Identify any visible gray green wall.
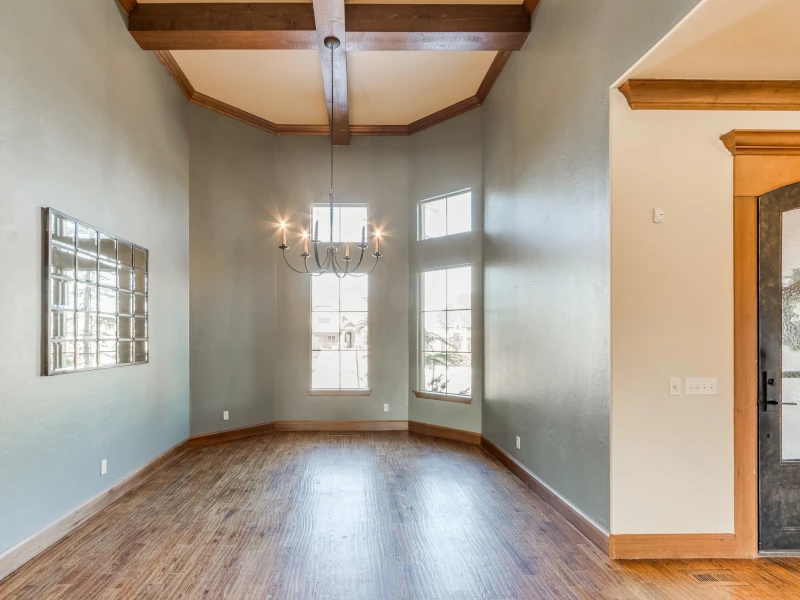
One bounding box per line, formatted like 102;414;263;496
408;110;484;433
188;107;410;432
481;0;701;531
0;0;189;555
189;106;277;435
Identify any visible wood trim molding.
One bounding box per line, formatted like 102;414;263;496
476;50;511;103
406;50;509;135
154;50;194;100
153;48;509;138
192;92;280;134
409;421;481;444
480;435;609;554
721;130;800;156
188;422;276;448
275;420;409;432
412;390;472;404
716;130;800;559
619;79;800;111
0;439;188;582
609;534;738;560
308;389;372;396
349;125;409;136
118;0;138;15
522;0;540;15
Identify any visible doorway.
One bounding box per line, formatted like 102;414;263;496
759;181;800;551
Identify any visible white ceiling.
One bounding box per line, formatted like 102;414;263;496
173;50;497;126
628;0;800;80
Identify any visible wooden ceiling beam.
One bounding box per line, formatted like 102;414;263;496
313;0;350;145
128;3;531;51
129;3;318;50
344;4;530;51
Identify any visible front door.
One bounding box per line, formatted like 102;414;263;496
759;181;800;551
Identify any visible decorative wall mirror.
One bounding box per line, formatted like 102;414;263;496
44;208;149;375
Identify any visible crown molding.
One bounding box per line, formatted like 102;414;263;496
620;79;800;111
118;0;138;15
154;48;511;137
721;130;800;156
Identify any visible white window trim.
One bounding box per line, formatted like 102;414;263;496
416;264;473;400
417;188;472;241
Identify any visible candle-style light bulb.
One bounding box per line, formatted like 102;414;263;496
361;225;366;247
345;241;350;259
280;221;287;246
314;220;319;243
303;231;309;255
375;229;381;254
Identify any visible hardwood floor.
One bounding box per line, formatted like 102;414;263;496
2;432;800;599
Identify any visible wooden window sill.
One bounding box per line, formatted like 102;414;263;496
412;390;472;404
308;389;372;397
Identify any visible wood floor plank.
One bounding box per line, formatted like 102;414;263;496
3;432;800;599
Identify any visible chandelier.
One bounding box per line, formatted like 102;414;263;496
278;36;383;279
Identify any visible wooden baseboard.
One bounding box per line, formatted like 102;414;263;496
480;435;610;554
189;422;275;447
409;421;481;445
274;420;408;432
0;439;188;583
609;533;738;559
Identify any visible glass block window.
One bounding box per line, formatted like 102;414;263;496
46;209;148;374
419;190;471;240
421;266;471;396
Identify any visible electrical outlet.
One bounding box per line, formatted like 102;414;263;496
685;377;718;396
223;411;229;421
100;459;107;476
670;377;681;396
515;436;521;450
384;404;389;412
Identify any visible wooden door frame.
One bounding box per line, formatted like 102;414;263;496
725;130;800;558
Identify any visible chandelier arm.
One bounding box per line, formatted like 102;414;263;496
302;255;325;276
282;248;310;274
347;255;380;277
349;245;366;272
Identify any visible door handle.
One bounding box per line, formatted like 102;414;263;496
766;400;798;406
764;370;779;412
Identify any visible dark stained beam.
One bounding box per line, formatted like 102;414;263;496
313;0;350;145
345;4;531;51
128;3;531;51
129;3;318;50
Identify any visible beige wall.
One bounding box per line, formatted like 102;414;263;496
609;91;800;534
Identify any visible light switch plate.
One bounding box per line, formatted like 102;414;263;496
100;459;107;476
686;377;717;395
670;377;681;396
223;411;229;421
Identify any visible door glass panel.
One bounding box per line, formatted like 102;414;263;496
782;208;800;460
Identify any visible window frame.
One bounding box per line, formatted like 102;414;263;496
417;189;472;241
416;264;472;400
309;203;371;394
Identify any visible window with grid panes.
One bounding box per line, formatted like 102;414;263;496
47;209;148;374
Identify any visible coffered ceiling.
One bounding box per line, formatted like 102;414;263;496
119;0;536;143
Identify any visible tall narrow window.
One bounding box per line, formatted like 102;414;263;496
419;190;471;240
421;266;471;396
310;205;369;391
